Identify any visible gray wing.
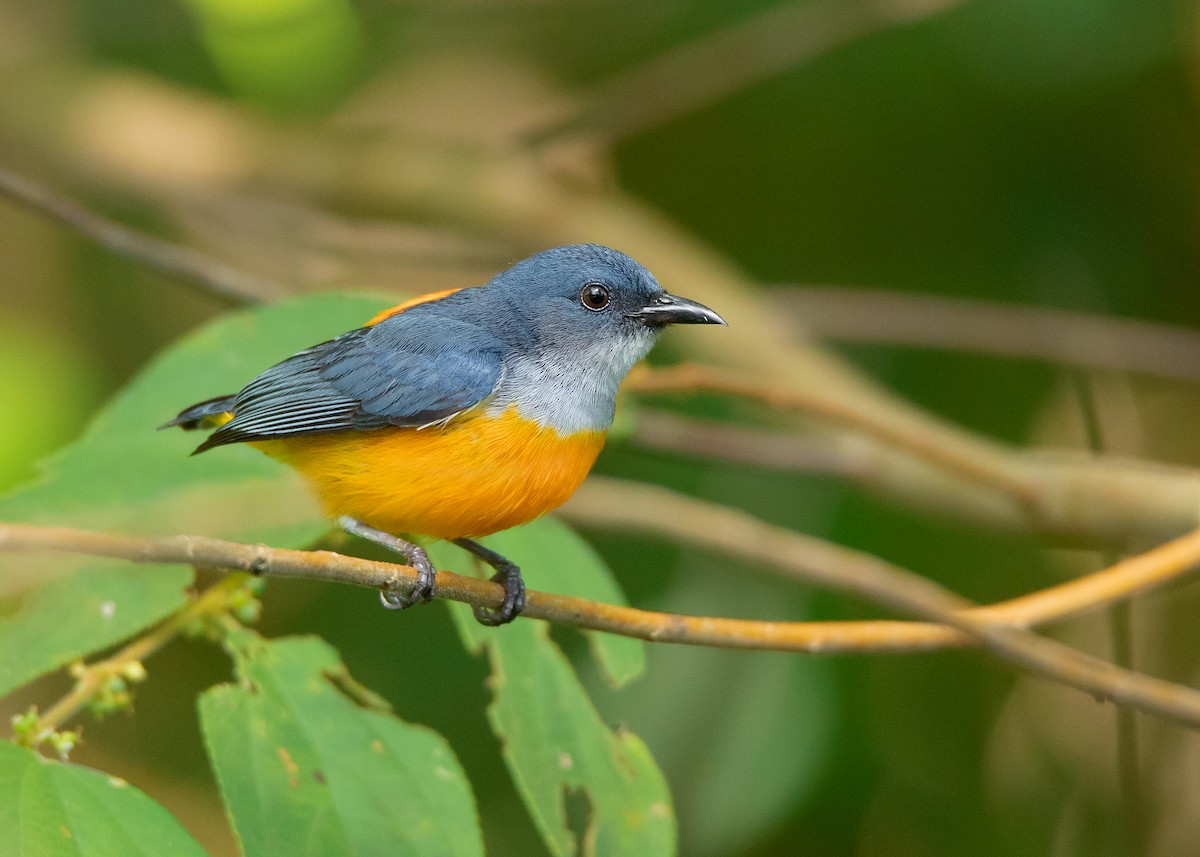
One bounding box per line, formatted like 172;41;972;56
194;315;505;453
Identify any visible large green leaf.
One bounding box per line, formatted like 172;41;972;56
198;631;483;857
432;528;671;857
0;294;389;699
454;611;672;857
0;739;207;857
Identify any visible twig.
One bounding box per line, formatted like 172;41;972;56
25;575;249;743
625;363;1042;510
1072;370;1146;852
629;409;866;479
566;478;1200;644
0;166;282;304
562;480;1200;728
523;0;964;147
782;286;1200;382
628;407;1200;549
6;513;1200;728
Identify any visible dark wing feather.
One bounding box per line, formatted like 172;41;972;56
194;314;504;453
159;394;237;430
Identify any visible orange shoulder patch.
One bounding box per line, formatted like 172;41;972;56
367;288;463;326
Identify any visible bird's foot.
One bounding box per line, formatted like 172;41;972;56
473;565;526;626
338;516;437;611
379;546;437;610
453;538;527;626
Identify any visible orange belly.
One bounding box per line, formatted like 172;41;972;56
254;406;606;540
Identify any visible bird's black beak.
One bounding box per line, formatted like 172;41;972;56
629;293;727;327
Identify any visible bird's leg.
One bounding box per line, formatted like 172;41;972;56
338;516;437;610
452;538;526;626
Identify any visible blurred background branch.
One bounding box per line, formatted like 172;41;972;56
520;0;967;148
0;167;282;303
783;287;1200;382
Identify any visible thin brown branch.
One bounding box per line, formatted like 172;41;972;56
568;478;1200;646
629;409;865;479
1073;369;1147;849
563;480;1200;728
170;192;519;294
628;407;1200;549
6;510;1200;728
625;363;1042;510
623;366;1200;546
26;575;248;743
0;166;282;304
523;0;964;147
782;286;1200;382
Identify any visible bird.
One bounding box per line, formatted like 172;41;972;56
162;244;726;625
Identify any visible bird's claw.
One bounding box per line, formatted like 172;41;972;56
472;566;526;626
379;589;410;610
379;545;437;610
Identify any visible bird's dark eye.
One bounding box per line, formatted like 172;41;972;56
580;283;610;311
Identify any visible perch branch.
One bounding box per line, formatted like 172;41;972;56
5;514;1200;728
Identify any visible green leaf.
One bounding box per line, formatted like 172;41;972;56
600;567;835;856
433;521;670;857
445;608;673;857
198;631;483;857
0;294;390;698
443;518;646;688
0;564;187;702
0;739;206;857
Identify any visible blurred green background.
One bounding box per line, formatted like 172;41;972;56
3;0;1200;855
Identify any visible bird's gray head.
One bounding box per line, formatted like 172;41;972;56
491;243;724;348
481;244;726;433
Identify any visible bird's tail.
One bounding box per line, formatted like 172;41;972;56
158;395;237;432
